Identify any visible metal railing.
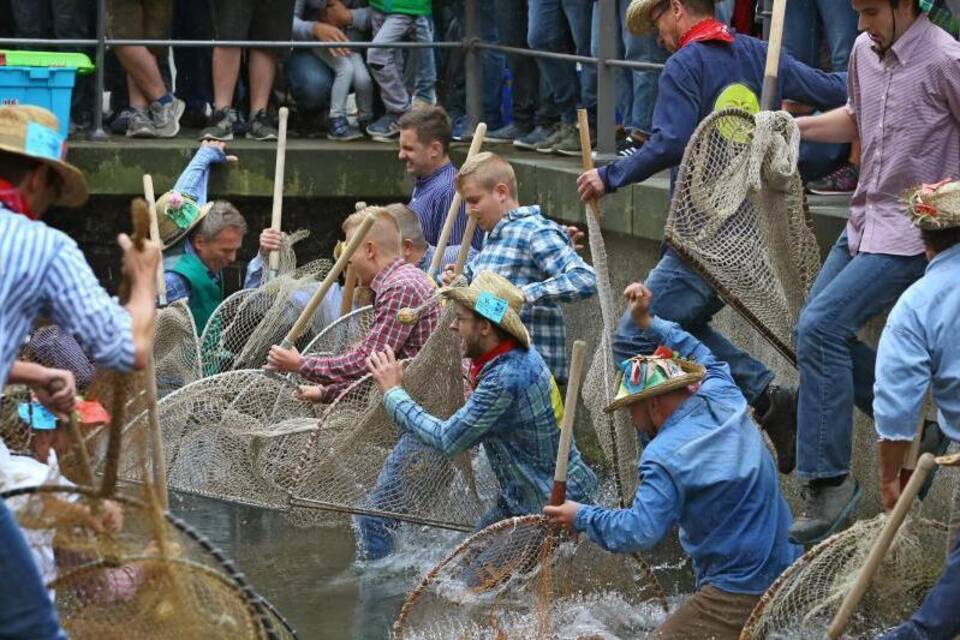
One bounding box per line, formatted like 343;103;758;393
0;0;671;155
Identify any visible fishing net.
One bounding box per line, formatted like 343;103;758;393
300;305;375;359
26;325;97;391
393;514;669;639
286;304;499;533
740;514;948;640
199;231;333;376
2;485;295;639
664;109;821;363
153;300;202;398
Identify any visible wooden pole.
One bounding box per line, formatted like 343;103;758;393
49;379;95;489
142;175;166;305
577;109;602;221
760;0;788;111
549;340;587;507
453;217;477;276
267;106;290;280
427;122;487;279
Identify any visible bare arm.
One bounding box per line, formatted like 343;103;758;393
796;106;858;144
878;439;912;512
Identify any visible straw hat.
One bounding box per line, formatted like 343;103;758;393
155;190;213;249
906;178;960;230
605;348;705;413
626;0;720;33
439;271;530;348
0;105;88;207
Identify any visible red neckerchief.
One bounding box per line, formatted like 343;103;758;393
469;338;519;387
679;18;735;49
0;177;35;219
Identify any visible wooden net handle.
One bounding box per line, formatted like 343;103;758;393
428;122;487;278
142;174;166;305
268;107;290;277
47;379;95;488
453;216;477;276
760;0;788;111
550;340;587;506
577;109;602;221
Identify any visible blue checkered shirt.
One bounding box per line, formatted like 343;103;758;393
463;205;597;383
384;346;598;518
0;205;135;386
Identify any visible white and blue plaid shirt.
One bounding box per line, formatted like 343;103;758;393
0;205;135;386
463;205;597;383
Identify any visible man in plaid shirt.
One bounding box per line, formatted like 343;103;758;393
266;208;439;402
444;152;597;385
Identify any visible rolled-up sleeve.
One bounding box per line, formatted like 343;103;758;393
874;306;930;442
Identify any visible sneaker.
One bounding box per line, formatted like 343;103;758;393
555;124;594;157
327;116;363;142
367;113;401;141
535;122;576;154
246;109;278;141
618;134;647;157
149;96;185;138
109;106;137;135
200;108;238;141
486;122;531;144
806;163;859;195
757;384;798;475
513;124;557;150
126;109;156;138
789;476;864;545
451;114;472;142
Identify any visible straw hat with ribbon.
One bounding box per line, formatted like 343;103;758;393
155;190;214;250
605;346;705;413
439;271;531;348
906;178;960;230
0;105;88;207
626;0;720;33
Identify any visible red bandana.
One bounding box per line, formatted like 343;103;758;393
0;177;34;219
469;337;519;387
679;18;735;49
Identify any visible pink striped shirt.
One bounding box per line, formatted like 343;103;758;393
845;15;960;256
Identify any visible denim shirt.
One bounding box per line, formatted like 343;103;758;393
575;317;801;595
875;244;960;443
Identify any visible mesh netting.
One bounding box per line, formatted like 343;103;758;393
300;305;375;359
740;514;947;639
27;325;97;391
287;305;499;532
153;300;203;398
664;109;821;363
2;485;294;639
393;514;669;639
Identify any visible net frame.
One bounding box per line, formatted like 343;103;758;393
153;299;203;398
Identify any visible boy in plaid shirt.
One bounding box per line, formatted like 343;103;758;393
266;208;440;402
444;153;597;385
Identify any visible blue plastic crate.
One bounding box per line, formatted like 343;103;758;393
0;66;77;137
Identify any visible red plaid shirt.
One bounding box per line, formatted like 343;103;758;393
299;258;440;401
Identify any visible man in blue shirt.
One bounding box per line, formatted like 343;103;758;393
545;281;800;640
872;179;960;640
576;0;848;476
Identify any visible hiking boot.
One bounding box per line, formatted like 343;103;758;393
789;475;863;545
367;113;401;141
486;122;532;144
200;108;238;141
618;133;647;157
534;123;576;154
513;124;556;150
555;124;594;157
126;109;156;138
148;96;185;138
757;384;798;474
806;163;859;196
327;116;363;142
246;109;278;141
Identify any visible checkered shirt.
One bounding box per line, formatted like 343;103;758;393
383;347;598;517
298;258;439;402
463;205;597;383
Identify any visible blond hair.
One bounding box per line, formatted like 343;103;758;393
383;202;427;250
455;152;518;199
342;206;402;257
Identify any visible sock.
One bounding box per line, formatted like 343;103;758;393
157;93;173;105
810;474;847;489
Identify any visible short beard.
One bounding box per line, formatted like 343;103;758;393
462;335;485;360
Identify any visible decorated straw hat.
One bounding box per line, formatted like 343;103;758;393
155;190;213;249
605;347;705;413
439;271;531;348
906;178;960;230
0;105;88;207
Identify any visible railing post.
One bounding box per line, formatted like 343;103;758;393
596;0;618;158
464;0;482;129
89;0;108;141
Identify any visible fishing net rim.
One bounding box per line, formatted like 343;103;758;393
737;515;949;640
300;305;374;356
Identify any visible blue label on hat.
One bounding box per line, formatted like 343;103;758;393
17;402;57;429
474;291;508;324
24;122;64;163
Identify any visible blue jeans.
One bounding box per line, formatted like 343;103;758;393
590;0;667;135
783;0;859;71
875;528;960;640
612;249;774;404
528;0;597;124
0;499;66;639
284;50;334;115
442;0;506;128
795;232;927;480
